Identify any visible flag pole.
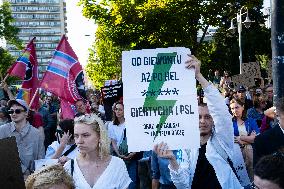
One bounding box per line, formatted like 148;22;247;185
2;74;9;83
0;72;9;82
29;88;39;109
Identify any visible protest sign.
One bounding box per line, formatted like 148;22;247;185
122;47;200;152
0;137;25;189
101;83;123;121
241;62;261;78
231;73;256;88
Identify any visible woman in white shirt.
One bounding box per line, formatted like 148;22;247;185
230;98;260;180
108;101;142;189
45;119;79;165
64;114;131;189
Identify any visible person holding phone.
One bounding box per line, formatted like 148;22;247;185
45;119;79;165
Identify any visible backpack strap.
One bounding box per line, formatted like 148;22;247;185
62;144;77;157
71;159;74;176
211;134;240;181
123;128;127;140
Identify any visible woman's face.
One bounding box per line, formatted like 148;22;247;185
230;102;244;118
74;123;100;154
259;100;267;109
114;104;124;119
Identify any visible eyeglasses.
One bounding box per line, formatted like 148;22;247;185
8;109;25;114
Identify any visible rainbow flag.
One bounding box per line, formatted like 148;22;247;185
9;38;40;110
16;89;31;104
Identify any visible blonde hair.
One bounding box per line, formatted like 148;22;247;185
74;113;110;159
25;164;75;189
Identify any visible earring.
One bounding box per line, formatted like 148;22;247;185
98;141;102;159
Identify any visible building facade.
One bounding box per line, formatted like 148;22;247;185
7;0;67;79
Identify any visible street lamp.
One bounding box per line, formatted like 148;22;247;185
228;6;254;74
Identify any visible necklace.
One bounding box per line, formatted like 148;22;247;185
237;120;245;126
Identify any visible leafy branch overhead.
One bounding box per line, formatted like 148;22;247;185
79;0;270;88
0;2;21;80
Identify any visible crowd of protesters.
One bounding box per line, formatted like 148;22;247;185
0;55;283;189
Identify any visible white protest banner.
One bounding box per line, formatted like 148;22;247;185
122;47;200;152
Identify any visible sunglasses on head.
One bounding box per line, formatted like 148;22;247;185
8;109;25;114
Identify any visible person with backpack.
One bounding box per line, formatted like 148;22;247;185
45;119;79;165
108;101;143;189
64;114;131;189
154;55;249;188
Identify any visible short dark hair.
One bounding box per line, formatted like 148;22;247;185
59;119;74;140
254;150;284;189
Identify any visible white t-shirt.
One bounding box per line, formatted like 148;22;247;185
238;123;248;136
45;141;79;159
64;156;131;189
108;122;126;146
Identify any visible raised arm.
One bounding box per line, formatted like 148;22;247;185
185;55;209;89
0;81;15;100
185;55;234;157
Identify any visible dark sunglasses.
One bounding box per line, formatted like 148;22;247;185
56;129;64;135
8;109;25;114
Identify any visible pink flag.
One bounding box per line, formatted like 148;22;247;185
9;38;40;110
60;99;75;119
40;35;86;104
7;38;36;80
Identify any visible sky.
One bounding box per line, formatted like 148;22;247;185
263;0;270;8
66;0;271;68
65;0;97;68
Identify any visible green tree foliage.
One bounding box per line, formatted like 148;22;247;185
0;2;21;80
86;25;122;88
80;0;270;87
0;47;16;79
0;1;21;47
204;0;271;77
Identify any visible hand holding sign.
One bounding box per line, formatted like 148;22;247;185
185;54;210;89
185;55;202;78
122;47;199;152
154;142;175;160
154;142;180;172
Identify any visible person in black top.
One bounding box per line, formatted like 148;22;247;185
254;97;284;165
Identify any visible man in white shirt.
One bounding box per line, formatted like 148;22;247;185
154;55;248;188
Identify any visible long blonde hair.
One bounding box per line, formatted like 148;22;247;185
74;113;110;159
25;164;75;189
